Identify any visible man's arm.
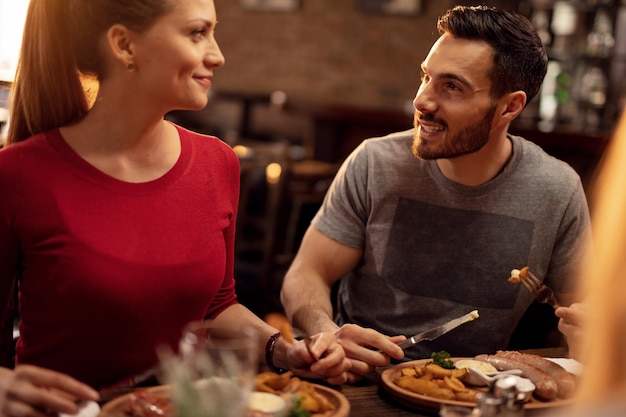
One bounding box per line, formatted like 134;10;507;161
281;225;405;382
280;225;362;335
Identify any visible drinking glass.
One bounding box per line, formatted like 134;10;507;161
165;321;259;417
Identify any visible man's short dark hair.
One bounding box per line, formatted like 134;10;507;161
437;5;548;104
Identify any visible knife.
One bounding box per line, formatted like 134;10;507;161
397;310;479;350
97;365;161;403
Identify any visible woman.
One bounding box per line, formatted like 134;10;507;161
554;110;626;416
0;0;349;416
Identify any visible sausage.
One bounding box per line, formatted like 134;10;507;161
495;350;576;399
474;354;558;400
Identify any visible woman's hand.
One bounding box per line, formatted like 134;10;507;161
284;332;351;385
0;365;99;417
556;303;588;361
333;324;405;384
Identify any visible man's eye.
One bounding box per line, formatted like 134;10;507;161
446;82;461;91
420;73;430;83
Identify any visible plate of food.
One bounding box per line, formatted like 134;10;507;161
380;351;577;416
254;371;349;417
99;372;349;417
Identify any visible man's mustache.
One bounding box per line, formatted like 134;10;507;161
416;112;448;129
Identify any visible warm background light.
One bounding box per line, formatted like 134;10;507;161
265;163;282;185
0;0;30;82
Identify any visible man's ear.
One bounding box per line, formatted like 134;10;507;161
106;24;135;68
499;91;527;122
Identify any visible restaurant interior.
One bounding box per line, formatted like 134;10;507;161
0;0;624;351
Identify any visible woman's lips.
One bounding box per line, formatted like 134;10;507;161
194;75;212;88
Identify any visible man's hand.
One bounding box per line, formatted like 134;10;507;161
333;324;405;383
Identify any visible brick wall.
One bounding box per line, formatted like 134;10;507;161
212;0;453;113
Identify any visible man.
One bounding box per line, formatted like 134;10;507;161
280;5;591;383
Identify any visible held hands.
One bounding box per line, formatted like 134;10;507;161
0;365;99;417
284;332;351;385
333;324;405;384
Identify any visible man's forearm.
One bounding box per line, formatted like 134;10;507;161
281;274;338;335
290;303;339;336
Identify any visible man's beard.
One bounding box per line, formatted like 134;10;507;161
412;105;497;160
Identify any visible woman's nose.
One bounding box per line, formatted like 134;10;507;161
206;40;225;68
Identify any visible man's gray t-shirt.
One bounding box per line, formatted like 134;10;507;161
312;129;590;359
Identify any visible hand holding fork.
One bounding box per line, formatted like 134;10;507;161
511;267;560;309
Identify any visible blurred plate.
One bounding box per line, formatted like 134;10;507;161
99;386;170;417
380;358;575;416
306;384;350;417
99;383;349;417
546;357;583;376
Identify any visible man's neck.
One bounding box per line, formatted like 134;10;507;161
436;133;513;186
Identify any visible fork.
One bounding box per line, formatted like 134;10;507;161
520;269;560;309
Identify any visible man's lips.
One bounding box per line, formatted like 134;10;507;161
419;121;446;134
418;117;447;138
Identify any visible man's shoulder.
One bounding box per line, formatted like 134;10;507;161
358;128;415;155
364;128;414;144
512;134;580;178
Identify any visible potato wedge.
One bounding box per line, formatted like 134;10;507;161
428;388;456;401
451;368;468;381
424;364;454;379
443;376;467;393
423;364;467;379
418;372;434;381
455;389;481;403
396;376;440;395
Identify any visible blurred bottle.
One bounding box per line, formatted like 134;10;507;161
587;8;616;58
551;1;578;54
538;61;561;131
531;9;552;46
580;66;608;108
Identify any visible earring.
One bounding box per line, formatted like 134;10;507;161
126;62;135;71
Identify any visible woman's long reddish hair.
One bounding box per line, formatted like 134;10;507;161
575;110;626;405
6;0;174;145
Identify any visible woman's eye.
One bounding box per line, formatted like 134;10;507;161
191;28;207;40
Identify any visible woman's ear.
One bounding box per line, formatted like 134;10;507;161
106;24;135;69
499;91;527;122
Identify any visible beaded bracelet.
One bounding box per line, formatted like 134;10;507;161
265;332;288;374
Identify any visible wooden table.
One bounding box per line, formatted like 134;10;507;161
339;381;436;417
